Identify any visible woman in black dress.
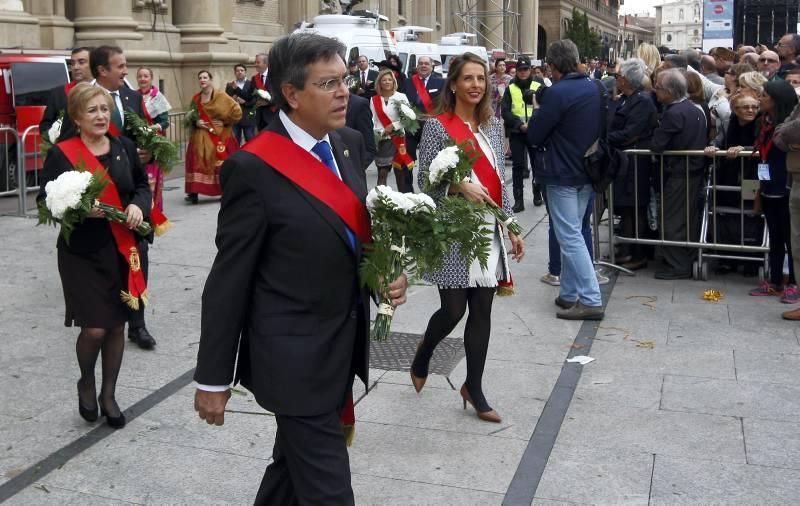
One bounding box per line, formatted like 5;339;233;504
38;83;151;429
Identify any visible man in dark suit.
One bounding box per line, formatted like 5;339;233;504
651;68;707;280
225;63;257;144
402;55;444;162
345;93;376;170
40;47;93;139
251;52;277;130
352;54;378;99
193;33;408;505
81;46;156;349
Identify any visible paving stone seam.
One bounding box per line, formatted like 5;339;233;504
353;419;534;441
0;368;195;502
656;406;800;424
740;417;750;466
350;469;506;495
23;483;145;505
127;436;271;462
647;453;656;505
502;276;618;506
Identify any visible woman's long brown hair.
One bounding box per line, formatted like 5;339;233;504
434;52;493;127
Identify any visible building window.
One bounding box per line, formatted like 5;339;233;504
693;29;699;36
666;33;672;42
679;8;684;21
398;0;405;16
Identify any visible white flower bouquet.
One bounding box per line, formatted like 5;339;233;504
39;112;64;158
256;89;272;102
125;111;178;174
427;141;522;236
392;99;421;135
361;185;490;341
38;166;152;243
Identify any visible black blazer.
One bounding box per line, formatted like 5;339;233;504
402;74;444;113
56;85;147;143
345;94;376;169
194;120;371;417
225;80;257;127
249;74;277;130
37;135;151;253
352;69;379;99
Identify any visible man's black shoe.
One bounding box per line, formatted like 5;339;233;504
533;190;543;207
512;200;525;213
654;269;692;280
523;169;531;179
128;327;156;350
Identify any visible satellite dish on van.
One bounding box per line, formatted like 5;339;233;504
392;26;434;42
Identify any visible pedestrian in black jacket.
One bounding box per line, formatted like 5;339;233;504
225;63;258;144
345;93;376;170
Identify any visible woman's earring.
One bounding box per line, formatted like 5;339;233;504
451;89;456;94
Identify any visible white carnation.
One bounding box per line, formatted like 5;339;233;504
47;118;62;143
366;185;391;212
44;170;92;219
399;103;416;120
257;89;271;101
428;146;460;184
405;193;436;212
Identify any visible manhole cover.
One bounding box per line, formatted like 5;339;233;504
370;331;465;376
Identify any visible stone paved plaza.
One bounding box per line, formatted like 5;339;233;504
2;169;800;505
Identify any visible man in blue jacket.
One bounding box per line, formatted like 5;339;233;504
528;39;604;321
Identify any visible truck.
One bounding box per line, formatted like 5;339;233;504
438;33;489;77
392;26;440;76
296;12;397;70
0;52;69;192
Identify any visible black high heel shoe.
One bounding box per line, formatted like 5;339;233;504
185;193;198;204
77;381;98;423
460;384;502;423
98;396;126;429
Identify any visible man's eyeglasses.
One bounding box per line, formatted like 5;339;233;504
311;77;348;92
759;58;778;63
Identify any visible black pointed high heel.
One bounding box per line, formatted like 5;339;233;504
410;342;428;393
77;381;98;423
98;396;126;429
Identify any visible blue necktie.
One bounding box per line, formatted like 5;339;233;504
311;141;357;252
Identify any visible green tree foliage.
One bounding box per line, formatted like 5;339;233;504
563;8;602;59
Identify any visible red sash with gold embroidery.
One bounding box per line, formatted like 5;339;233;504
58;137;149;309
372;96;414;169
194;92;228;167
242;131;371;243
411;74;434;113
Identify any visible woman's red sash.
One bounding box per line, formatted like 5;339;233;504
411;74;434;113
242;131;371;244
58;137;149;310
372;95;414;169
194;92;228;167
437;113;501;205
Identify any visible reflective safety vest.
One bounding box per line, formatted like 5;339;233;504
509;80;542;121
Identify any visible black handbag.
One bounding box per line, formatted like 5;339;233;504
584;80;628;193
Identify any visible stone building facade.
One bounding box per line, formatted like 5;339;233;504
654;0;703;50
0;0;617;110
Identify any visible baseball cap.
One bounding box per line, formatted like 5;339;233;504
517;56;532;69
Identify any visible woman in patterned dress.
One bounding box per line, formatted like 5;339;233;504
411;52;525;423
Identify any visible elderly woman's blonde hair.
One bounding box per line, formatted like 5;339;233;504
738;71;768;98
375;68;398;94
67;82;114;124
636;43;661;77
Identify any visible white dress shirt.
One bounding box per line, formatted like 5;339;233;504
195;110;343;393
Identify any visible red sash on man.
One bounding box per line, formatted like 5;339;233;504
193;92;229;168
243;131;371;444
243;131;371;244
372;96;415;169
64;81;78;96
58;137;149;310
411;74;434;113
437;112;514;293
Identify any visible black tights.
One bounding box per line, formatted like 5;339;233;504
412;287;495;412
377;166;413;193
76;325;125;417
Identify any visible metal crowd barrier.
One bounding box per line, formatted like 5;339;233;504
0;127;24;216
602;148;769;281
167;111;188;163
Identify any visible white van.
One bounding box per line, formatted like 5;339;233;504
296;14;397;70
392;26;440;75
438;33;489;77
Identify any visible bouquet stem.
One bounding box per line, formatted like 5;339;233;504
371;252;403;341
95;202;153;236
491;207;522;236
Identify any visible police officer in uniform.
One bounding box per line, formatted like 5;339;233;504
501;56;542;212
